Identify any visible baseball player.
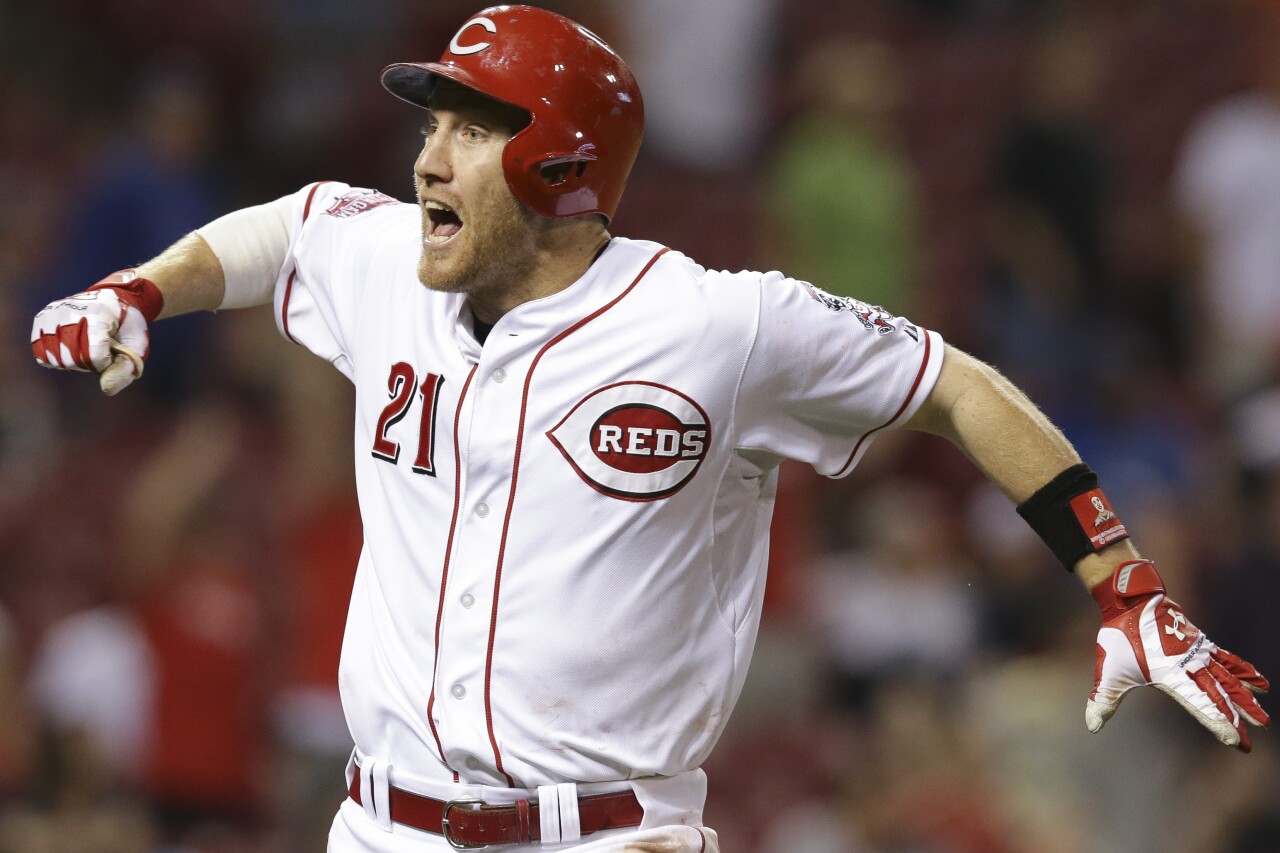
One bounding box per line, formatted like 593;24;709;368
30;6;1269;852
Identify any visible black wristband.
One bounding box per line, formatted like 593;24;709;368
1016;463;1130;570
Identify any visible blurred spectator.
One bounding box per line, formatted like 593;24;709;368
21;401;282;848
758;800;870;853
4;604;154;853
855;680;1014;853
997;14;1108;289
704;715;855;852
594;0;773;271
1059;363;1205;516
0;78;65;504
256;314;362;852
118;402;276;843
0;298;60;547
964;614;1190;853
1177;735;1280;853
604;0;779;172
804;478;980;713
42;59;225;404
0;797;156;853
1230;383;1280;474
271;490;361;850
964;482;1077;656
981;10;1112;409
0;605;33;796
27;607;153;786
1201;386;1280;682
754;681;1014;853
1173;7;1280;399
767;35;922;312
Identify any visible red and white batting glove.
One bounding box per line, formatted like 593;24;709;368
30;270;164;396
1087;559;1270;751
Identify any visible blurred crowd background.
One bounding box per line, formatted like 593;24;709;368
2;0;1280;850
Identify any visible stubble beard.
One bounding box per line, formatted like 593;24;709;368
416;178;540;307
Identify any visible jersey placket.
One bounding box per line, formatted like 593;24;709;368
431;324;535;787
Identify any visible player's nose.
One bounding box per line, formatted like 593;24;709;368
414;136;452;184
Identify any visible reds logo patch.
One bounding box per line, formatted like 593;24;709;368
326;189;397;219
800;282;916;338
548;382;711;502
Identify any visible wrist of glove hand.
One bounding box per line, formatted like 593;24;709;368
30;270;164;395
1087;559;1270;751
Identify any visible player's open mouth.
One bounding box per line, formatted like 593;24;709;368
424;200;463;245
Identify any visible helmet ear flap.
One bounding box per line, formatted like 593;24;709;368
504;126;606;216
533;152;596;191
538;159;589;188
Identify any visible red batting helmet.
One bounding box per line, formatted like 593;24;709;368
381;5;644;222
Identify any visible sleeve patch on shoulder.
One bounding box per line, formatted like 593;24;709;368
799;281;917;340
325;189;397;219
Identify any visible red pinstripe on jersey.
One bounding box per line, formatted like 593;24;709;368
281;181;332;345
482;246;671;786
833;329;933;478
426;363;478;780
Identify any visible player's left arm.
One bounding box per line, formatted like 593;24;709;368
904;344;1270;750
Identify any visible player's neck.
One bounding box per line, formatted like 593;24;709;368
468;225;611;325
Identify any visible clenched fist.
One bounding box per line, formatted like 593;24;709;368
31;270;164;395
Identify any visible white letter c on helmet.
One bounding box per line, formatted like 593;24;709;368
450;18;497;56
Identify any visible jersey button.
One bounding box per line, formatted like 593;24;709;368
460;593;475;609
451;683;466;700
492;368;506;383
475;502;490;518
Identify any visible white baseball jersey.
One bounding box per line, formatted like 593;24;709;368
273;181;945;792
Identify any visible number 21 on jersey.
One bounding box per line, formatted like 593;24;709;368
371;362;445;476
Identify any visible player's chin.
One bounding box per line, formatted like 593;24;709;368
417;247;469;293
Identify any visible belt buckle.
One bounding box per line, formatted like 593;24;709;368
441;799;491;850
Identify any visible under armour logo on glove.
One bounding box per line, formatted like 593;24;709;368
31;270;164;396
1086;559;1270;752
1165;608;1188;643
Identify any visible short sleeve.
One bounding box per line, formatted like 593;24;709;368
274;181;406;380
736;273;944;477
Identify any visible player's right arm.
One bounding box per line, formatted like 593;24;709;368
31;193;295;395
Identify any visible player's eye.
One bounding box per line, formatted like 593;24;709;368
463;127;486;143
